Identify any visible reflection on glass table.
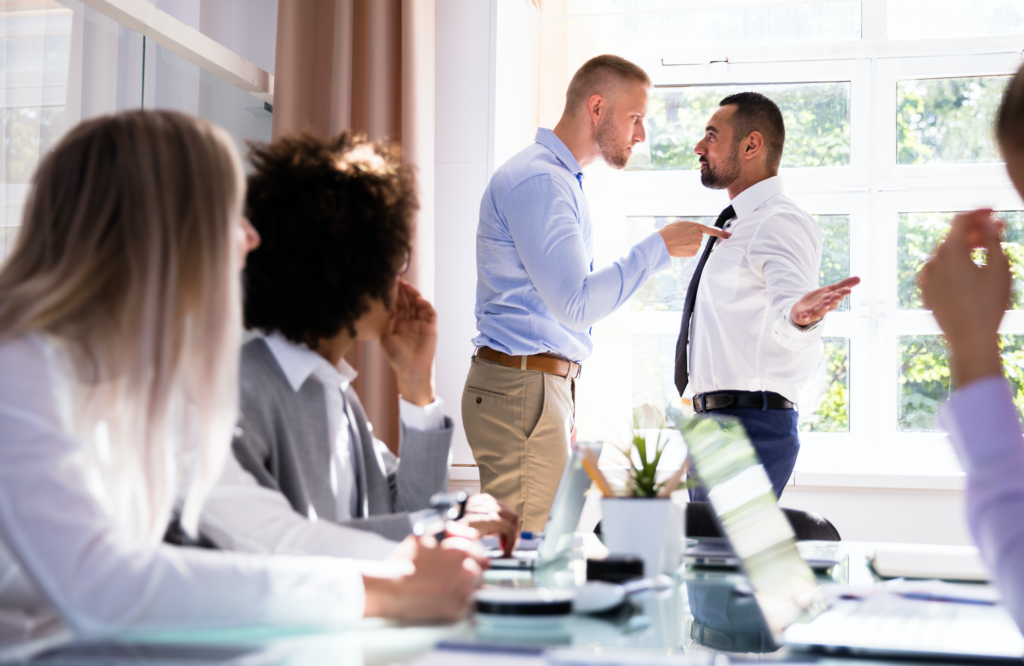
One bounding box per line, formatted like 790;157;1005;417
897;76;1010;165
629;82;850;172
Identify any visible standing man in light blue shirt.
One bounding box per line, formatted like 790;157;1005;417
462;55;730;530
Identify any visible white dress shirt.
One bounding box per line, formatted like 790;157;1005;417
0;334;366;638
199;333;444;561
686;176;823;404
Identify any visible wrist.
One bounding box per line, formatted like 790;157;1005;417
950;334;1002;387
397;370;435;407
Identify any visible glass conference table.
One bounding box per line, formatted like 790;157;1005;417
18;539;1002;666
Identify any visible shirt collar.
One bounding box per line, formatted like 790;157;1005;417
535;128;584;184
264;331;359;393
729;175;784;220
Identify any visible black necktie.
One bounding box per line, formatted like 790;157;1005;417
673;205;735;396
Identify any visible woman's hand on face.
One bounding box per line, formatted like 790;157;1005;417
380;280;437;407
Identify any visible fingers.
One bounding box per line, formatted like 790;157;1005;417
829;276;861;290
698;224;732;239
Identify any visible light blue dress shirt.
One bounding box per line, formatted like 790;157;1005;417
472;128;671;362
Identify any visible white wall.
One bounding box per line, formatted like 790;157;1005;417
435;0;541;467
435;0;496;466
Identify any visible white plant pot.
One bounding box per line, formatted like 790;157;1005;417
600;496;684;576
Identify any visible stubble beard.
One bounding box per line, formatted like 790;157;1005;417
596;120;631;170
700;143;741;189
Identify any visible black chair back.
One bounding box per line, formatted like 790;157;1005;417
685;501;841;541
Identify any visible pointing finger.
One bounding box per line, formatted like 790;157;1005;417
700;225;732;239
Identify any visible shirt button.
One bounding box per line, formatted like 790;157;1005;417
476;397;482;404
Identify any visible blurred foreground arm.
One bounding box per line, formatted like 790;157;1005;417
923;210;1024;632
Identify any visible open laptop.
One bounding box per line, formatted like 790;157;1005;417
488;441;602;570
681;416;1024;661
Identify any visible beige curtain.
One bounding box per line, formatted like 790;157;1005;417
272;0;435;453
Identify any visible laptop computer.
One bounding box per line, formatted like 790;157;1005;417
488;441;602;570
681;415;1024;661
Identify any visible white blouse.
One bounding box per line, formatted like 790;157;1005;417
0;334;365;638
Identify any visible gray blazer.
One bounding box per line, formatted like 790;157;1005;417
232;338;453;542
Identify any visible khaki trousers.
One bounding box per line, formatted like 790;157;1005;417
461;355;575;531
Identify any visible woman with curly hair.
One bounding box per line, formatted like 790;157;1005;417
0;111;484;639
198;132;519;561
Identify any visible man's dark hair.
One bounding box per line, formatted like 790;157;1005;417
243;131;417;346
718;92;786;170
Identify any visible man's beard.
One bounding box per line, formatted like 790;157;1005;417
700;144;741;189
596;121;631;169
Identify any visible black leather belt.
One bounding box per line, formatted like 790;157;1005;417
692;390;795;413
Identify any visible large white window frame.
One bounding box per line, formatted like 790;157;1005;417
572;2;1024;481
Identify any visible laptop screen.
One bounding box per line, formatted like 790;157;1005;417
681;416;826;640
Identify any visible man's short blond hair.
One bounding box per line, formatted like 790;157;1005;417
564;54;651;116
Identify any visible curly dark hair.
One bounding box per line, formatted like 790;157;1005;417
243;131;417;346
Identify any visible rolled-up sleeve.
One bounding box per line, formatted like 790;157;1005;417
503;174;670;331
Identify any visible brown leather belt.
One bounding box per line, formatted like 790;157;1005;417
476;346;581;379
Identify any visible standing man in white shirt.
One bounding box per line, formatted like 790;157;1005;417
675;92;860;498
464;55;731;530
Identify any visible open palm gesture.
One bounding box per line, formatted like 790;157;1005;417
791;276;861;327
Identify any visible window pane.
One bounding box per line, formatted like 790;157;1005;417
799;337;849;433
889;0;1024;39
817;214;851;312
559;1;860;60
899;334;1024;431
632;333;683;425
898;211;1024;310
628;216;717;311
896;77;1010;165
631;82;850;172
627;214;850;311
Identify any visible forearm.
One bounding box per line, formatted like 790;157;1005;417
531;232;671;331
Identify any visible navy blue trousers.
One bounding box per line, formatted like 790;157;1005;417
687;407;800;501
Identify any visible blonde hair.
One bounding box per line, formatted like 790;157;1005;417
563;54;651;116
0;110;244;543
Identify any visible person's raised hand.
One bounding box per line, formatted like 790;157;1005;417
657;220;732;258
918;209;1011;386
790;277;861;327
454;494;520;557
362;533;484;623
380;280;437;406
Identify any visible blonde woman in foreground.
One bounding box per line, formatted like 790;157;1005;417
0;110;483;638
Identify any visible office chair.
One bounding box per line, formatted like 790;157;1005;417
685;501;841;541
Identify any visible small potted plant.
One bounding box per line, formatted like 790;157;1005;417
598;405;690;576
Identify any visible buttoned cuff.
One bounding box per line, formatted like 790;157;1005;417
399;396;446;431
643;231;673;271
